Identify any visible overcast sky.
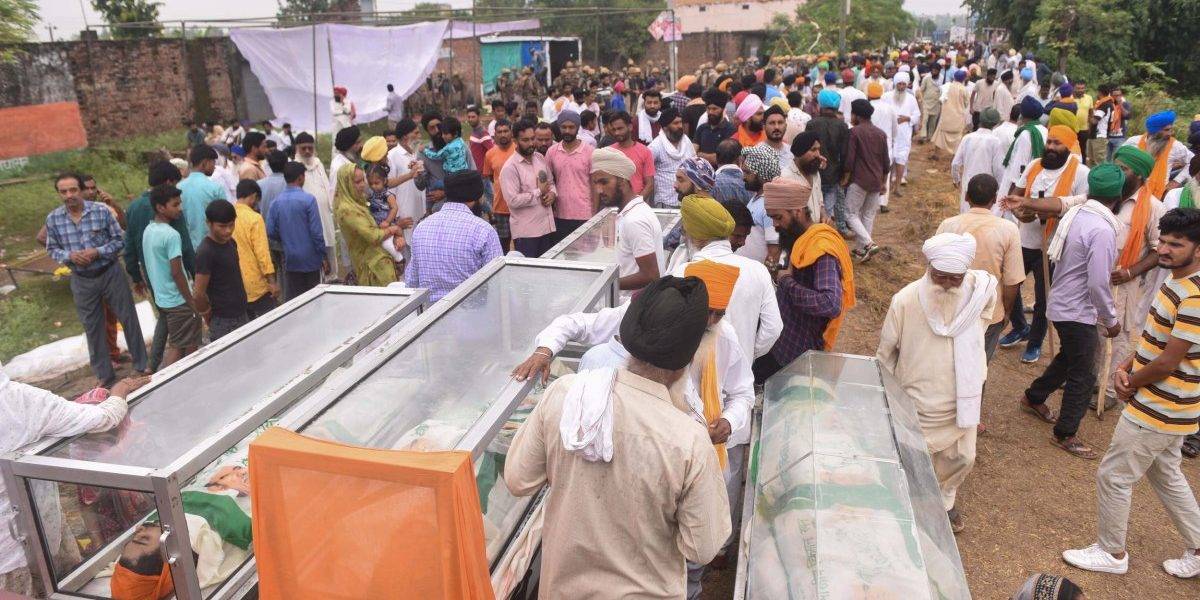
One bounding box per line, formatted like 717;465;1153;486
35;0;967;41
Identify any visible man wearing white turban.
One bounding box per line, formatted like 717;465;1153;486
887;71;921;192
877;232;998;533
591;147;664;290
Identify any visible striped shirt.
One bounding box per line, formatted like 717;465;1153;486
1126;274;1200;434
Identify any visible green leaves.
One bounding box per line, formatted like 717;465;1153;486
90;0;162;38
0;0;38;61
768;0;917;56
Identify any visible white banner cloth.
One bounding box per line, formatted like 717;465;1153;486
230;21;449;134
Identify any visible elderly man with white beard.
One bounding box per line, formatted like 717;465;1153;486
877;233;998;534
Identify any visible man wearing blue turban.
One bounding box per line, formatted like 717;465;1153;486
1122;109;1194;199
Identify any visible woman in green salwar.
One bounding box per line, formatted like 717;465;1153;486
333;163;402;286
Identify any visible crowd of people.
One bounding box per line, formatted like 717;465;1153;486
9;38;1200;600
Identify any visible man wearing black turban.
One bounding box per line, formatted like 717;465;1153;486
504;275;730;599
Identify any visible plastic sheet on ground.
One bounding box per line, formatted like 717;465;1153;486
3;300;156;384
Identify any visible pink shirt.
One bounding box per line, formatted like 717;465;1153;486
546;141;595;221
500;150;558;239
614;142;655;194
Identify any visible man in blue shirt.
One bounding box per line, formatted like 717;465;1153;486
178;144;227;249
45;173;148;386
257;150;289;296
267;161;327;300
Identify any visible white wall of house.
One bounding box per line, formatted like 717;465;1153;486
676;0;804;34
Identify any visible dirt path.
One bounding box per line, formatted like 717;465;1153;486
831;146;1200;598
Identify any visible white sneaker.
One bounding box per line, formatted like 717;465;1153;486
1062;543;1129;574
1163;550;1200;578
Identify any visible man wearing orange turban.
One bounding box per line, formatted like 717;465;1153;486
755;179;855;384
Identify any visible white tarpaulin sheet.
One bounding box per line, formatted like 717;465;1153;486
447;19;539;38
230;20;449;134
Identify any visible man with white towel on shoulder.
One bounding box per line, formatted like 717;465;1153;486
877;232;997;535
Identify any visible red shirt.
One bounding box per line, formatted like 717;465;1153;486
613;142;656;194
469;127;494;173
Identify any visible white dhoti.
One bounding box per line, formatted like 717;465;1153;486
1096;279;1150;401
929;425;978;510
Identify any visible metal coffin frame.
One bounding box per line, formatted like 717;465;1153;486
653;207;681;236
1;284;430;600
542;207;616;260
218;256;617;598
731;351;971;600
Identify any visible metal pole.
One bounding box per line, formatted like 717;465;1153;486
472;0;479;106
668;2;677;84
839;0;848;57
312;24;318;136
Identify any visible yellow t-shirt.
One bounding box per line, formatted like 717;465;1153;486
1125;274;1200;434
1074;94;1094;133
232;203;275;302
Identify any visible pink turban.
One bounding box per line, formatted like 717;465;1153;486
736;94;764;123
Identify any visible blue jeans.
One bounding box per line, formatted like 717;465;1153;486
821;183;847;229
1106;136;1127;162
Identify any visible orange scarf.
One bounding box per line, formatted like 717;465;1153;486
1117;186;1154;269
735;125;765;148
1024;155;1080;239
1097;96;1124;135
111;562;174;600
789;223;855;350
698;334;727;470
1137;136;1171;200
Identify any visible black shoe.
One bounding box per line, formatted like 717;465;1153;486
879;205;890;213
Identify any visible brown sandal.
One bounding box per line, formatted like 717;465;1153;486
1020;398;1058;423
1052;436;1099;460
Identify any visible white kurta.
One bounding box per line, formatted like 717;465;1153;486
887;91;921;165
950;129;1007;210
387;144;427;241
877;275;994;510
993;86;1015;125
0;370;128;575
534;303;756;446
999;124;1048;197
300;157;335;249
648;132;697;208
669;240;783;362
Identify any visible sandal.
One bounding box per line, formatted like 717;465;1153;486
1052;436;1099;460
1020;397;1058;423
1182;435;1200;458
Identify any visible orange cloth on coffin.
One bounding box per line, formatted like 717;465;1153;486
249;427;494;600
110;562;173;600
789;223;855;350
1137;136;1172;201
1023;153;1080;240
684;260;740;310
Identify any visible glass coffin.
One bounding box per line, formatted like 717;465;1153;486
737;352;971;600
2;285;429;600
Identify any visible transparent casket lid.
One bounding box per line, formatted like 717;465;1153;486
48;290;416;469
552;210;619;265
654;208;680;231
299;264;604;454
748;352;970;600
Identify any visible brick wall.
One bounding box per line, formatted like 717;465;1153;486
645;31;765;74
63;38;238;141
433;37;483;106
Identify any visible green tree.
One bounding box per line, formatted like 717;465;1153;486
0;0;39;61
769;0;916;56
961;0;1040;48
91;0;161;38
1132;0;1200;93
275;0;360;23
529;0;664;65
1027;0;1133;73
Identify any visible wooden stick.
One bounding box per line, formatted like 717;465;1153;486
1041;249;1057;358
1097;336;1113;420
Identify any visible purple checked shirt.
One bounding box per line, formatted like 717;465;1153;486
405;203;504;301
770;254;845;365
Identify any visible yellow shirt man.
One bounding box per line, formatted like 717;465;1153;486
232;202;275;303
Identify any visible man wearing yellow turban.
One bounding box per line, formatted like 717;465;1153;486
673;194;782;372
